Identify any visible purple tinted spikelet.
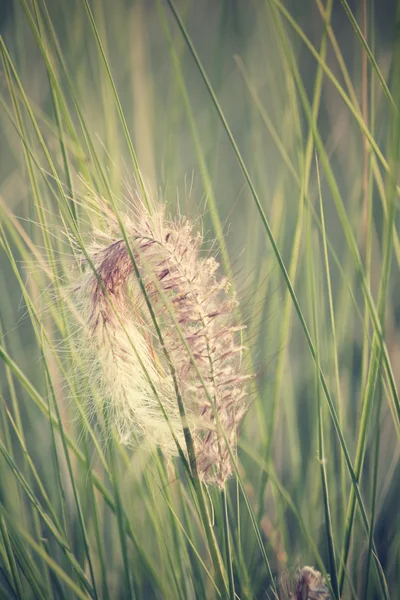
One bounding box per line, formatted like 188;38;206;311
73;199;249;486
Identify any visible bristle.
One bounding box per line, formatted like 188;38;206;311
71;197;249;485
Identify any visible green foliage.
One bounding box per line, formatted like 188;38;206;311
0;1;399;598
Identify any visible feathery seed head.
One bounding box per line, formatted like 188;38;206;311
294;566;331;600
279;566;331;599
72;197;249;486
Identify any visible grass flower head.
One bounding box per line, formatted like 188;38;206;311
73;196;249;486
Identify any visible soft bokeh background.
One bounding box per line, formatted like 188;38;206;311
0;1;399;598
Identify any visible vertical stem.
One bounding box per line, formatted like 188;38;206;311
361;0;369;254
222;490;235;600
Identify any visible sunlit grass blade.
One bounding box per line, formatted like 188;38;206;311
307;167;339;598
0;516;24;600
0;507;90;600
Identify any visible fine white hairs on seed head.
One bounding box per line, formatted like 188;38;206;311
72;197;250;486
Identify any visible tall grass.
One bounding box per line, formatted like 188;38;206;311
0;1;399;598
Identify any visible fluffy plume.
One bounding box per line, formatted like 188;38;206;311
294;567;331;600
279;566;331;599
72;198;249;486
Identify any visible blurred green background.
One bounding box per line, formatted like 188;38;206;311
0;1;399;598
